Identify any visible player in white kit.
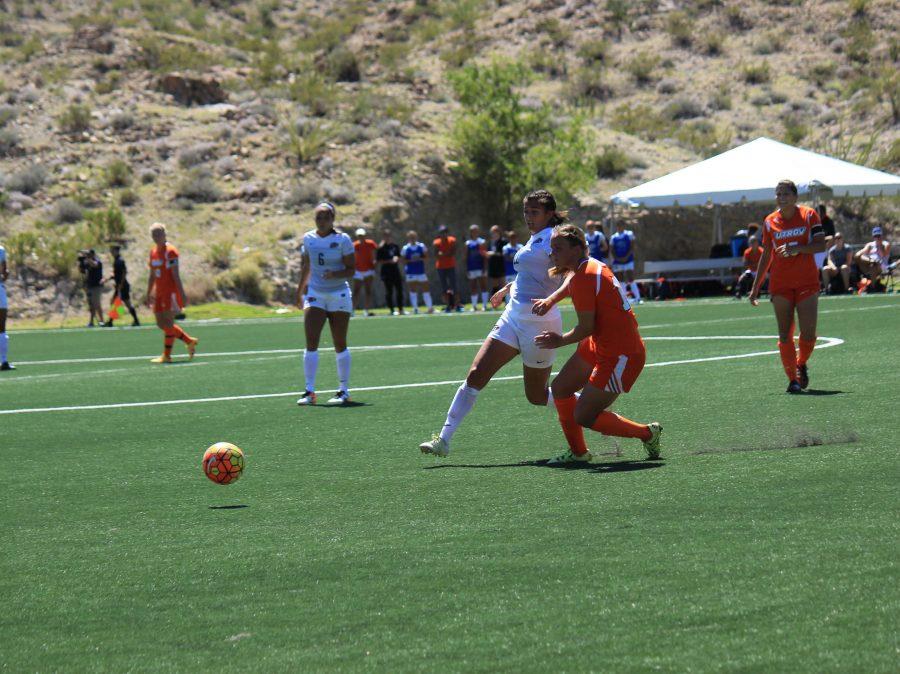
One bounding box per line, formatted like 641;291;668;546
419;190;570;457
0;243;13;370
295;202;356;406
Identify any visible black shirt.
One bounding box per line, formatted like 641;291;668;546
113;256;128;286
487;237;507;277
376;242;401;279
820;216;835;238
85;258;103;287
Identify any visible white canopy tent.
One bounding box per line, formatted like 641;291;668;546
610;137;900;210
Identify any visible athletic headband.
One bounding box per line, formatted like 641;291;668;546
316;201;336;214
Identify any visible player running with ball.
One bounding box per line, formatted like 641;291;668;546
533;224;661;464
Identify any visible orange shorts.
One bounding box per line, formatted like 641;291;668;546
769;283;819;305
153;290;183;314
576;339;646;393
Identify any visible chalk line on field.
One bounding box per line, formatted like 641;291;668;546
0;335;843;415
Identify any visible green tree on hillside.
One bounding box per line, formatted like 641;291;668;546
448;60;594;225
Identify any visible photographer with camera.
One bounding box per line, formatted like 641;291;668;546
78;249;105;328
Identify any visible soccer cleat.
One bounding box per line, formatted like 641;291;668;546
643;422;663;460
187;337;199;360
0;361;15;371
547;449;593;465
419;435;450;457
325;390;351;405
797;364;809;389
296;390;317;406
150;354;172;364
786;380;803;394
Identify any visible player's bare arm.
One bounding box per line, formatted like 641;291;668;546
145;270;155;308
297;251;311;307
171;266;188;308
323;253;356;280
776;232;826;258
534;309;594;349
489;282;512;309
749;242;774;306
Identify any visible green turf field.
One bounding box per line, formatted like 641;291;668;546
3;295;898;672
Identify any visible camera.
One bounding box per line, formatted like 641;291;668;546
77;249;95;273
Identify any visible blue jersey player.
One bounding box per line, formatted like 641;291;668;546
401;230;433;313
465;224;488;311
609;221;641;303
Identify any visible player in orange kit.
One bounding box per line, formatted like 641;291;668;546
748;180;826;393
145;223;198;364
532;224;661;464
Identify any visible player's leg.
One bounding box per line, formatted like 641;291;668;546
547;351;593;462
326;309;352;404
840;264;851;292
298;305;328;404
152;310;176;363
165;294;197;357
771;293;800;391
795;291;819;389
418;280;433;313
468;274;478;311
0;306;12;370
363;275;373;315
479;274;489;310
624;268;640;302
420;335;519;456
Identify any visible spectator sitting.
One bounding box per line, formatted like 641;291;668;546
854;226;891;284
821;232;852;294
734;235;763;299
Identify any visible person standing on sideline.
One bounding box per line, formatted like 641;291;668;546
610;221;641;303
104;244;140;327
735;235;763;299
296;202;356;406
585;220;608;263
376;229;404;316
749;180;825;393
145;223;198;364
502;230;522;284
352;228;377;316
80;249;105;327
465;224;489;311
815;204;836;270
433;225;460;312
0;241;13;370
821;232;852;293
486;225;508;301
402;230;434;314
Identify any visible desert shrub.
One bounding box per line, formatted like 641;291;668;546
666;11;692;48
51;198;84;224
324;46;361;83
109;111;135;131
626;51;660;85
753;31;782;55
0;127;21;157
288;70;339;117
610;103;672;141
536;17;570;47
782;114;810;145
18;36;43;62
137;35;214;72
118;188;139;207
567;64;611;102
178;142;218;168
337;124;374;145
664;98;705;120
656;78;678;95
806;61;837;86
6;164;47;195
95;72;122;95
207;239;234;269
217;257;271;304
702;33;725;56
139;169;157;184
842;21;874;64
848;0;870;18
605;0;630;38
874;138;900;172
283;120;332;166
595;146;631;178
577;39;609;64
58;103;92;135
674;121;732;158
323;182;354;205
104;159;132;187
0;104;17;127
176;169;222;203
742;62;771;84
709;90;732;111
4;231;40;267
725;6;750;30
84;205;127;241
284;181;322;210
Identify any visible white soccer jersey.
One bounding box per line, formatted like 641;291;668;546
508;226;561;320
302;230;354;292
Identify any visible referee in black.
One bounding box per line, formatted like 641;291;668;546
105;243;140;327
376;228;405;315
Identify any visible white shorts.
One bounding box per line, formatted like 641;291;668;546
406;273;428;283
0;284;6;310
813;252;827;269
304;286;352;314
467;270;486;280
490;308;562;368
505;274;517;284
612;261;635;273
353;270;375;281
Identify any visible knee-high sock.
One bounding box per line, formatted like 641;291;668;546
170;324;192;343
336;349;351;392
303;349;319;392
481;290;489;308
410;291;419;311
0;332;8;363
778;341;797;381
798;338;816;366
439;383;480;445
591;411;651;441
163;328;176;357
423;293;433;310
128;306;139;323
629;282;641;300
554;395;588;455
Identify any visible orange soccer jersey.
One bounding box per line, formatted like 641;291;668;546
570;259;643;357
762;205;822;291
353;238;377;272
149;243;183;310
743;245;763;270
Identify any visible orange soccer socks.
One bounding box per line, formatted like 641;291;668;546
798;338;816;366
169;324;194;344
553;396;589;456
778;341;798;382
163;328;176;358
591;411;652;442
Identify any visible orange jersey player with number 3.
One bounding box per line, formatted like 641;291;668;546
145;222;198;364
749;180;826;393
532;224;662;465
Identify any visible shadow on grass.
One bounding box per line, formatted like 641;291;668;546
209;504;249;510
313;401;370;408
802;389;844;396
424;459;664;474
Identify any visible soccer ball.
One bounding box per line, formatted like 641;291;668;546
202;442;244;485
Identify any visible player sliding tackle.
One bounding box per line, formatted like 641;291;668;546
532;224;661;464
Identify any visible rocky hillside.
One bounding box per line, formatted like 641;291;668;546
0;0;897;316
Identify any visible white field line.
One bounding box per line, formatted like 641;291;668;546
0;362;208;383
0;335;843;415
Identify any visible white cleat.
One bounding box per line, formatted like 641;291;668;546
325;390;351;405
419;435;450;457
643;422;662;460
547;449;594;465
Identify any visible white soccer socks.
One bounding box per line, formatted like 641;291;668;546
423;293;433;310
336;349;351;392
481;291;489;309
0;332;7;364
410;292;419;311
303;349;319;392
629;282;641;300
439;383;480;445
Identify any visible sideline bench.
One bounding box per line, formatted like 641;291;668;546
641;257;744;284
